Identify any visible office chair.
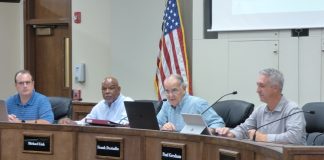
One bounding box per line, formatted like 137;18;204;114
48;96;72;123
212;100;254;128
302;102;324;145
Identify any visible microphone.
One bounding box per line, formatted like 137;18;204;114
201;91;238;115
117;116;129;125
252;110;315;141
158;99;167;109
157;99;167;123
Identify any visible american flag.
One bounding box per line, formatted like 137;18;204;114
155;0;192;100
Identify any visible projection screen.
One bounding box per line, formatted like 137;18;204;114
209;0;324;31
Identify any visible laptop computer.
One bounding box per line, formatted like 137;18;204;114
124;101;159;130
180;113;211;135
0;100;9;122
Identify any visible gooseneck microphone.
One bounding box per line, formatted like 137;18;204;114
117;116;129;125
252;110;315;141
158;99;167;110
201;91;238;115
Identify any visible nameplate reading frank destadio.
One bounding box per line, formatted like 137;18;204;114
96;136;124;159
23;133;53;154
161;142;185;160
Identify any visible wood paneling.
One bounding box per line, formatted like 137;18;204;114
71;102;95;120
0;123;323;160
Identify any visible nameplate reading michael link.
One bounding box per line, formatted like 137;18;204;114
24;136;51;153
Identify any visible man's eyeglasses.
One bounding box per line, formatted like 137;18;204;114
164;88;180;96
16;81;32;86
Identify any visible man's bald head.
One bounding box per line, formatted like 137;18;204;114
101;76;121;105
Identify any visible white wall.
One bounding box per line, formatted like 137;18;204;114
193;0;324;107
60;0;324;106
0;2;24;100
2;0;323;107
72;0;165;102
72;0;113;102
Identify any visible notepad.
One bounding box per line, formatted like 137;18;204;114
85;118;120;127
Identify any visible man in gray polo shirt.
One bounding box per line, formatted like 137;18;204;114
216;68;306;145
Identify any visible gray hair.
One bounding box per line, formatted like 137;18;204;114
167;74;187;88
259;68;284;91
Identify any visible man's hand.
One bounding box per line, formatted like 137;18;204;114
215;127;235;137
161;122;176;131
248;129;267;141
58;117;77;125
8;114;20;123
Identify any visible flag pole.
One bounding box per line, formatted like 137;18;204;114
175;0;192;95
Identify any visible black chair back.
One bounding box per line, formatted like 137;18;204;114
306;132;324;146
212;100;254;128
302;102;324;133
48;96;72;121
302;102;324;145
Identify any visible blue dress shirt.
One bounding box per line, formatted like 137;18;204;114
157;93;225;131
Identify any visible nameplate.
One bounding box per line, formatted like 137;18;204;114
161;142;185;160
23;133;53;154
96;136;123;159
219;148;240;160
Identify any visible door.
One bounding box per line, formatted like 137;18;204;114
24;0;72;97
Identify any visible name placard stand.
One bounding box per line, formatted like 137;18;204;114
23;132;53;154
219;148;240;160
96;136;124;159
161;142;186;160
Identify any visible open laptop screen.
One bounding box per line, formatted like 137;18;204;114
124;101;159;130
0;100;9;122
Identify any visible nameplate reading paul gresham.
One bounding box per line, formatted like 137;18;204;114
161;146;183;160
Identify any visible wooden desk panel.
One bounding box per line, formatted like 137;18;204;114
145;137;202;160
77;132;142;160
72;102;95;120
0;123;323;160
283;146;324;160
1;128;76;160
204;143;255;160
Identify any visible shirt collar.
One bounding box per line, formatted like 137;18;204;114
105;94;122;107
16;90;36;106
173;93;188;110
265;95;286;113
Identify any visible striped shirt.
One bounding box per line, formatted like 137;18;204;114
6;90;54;123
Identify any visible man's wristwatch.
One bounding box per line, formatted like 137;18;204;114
21;120;26;123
